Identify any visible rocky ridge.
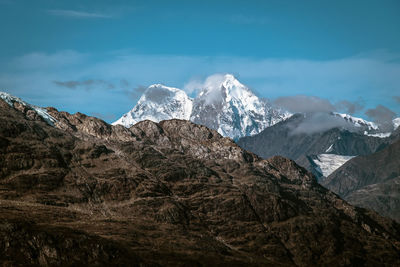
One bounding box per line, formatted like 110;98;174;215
1;96;400;266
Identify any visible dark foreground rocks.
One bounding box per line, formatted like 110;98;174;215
0;98;400;266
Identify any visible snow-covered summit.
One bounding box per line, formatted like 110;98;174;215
197;74;260;110
112;84;193;128
332;112;379;131
191;74;291;139
332;112;400;137
0;91;56;125
113;74;291;139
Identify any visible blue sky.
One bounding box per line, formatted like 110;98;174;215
0;0;399;122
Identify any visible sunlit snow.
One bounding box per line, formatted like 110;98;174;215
313;154;355;177
0;92;56;126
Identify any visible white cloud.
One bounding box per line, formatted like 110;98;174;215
47;9;113;19
1;50;400;120
183;73;228;95
11;50;87;70
183;78;203;94
274;95;336;113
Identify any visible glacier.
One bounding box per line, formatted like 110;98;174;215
312;154;355;177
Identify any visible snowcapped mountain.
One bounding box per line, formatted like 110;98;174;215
332;112;378;131
333;112;400;137
112;84;193;128
112;74;397;140
0;91;56;125
190;74;291;139
113;74;291;139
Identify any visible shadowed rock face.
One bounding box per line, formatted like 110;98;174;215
237;113;392;179
322;139;400;222
1;99;400;266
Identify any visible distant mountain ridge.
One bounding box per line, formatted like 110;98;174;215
113;74;399;141
237;113;398;180
113;74;291;140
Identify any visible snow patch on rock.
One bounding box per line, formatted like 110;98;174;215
0;92;56;126
313;154;355;177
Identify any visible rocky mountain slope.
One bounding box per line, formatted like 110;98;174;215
237;113;394;179
1;94;400;265
113;74;291;140
322;138;400;222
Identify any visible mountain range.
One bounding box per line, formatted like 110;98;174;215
113;74;291;140
237;111;400;222
6;73;399;225
1;92;400;265
119;82;400;223
114;74;399;142
237;113;399;178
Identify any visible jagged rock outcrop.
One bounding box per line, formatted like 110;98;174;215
1;98;400;266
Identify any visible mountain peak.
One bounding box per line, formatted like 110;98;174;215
332;112;379;131
140;84;189;104
198;73;249;99
112;84;193;128
113;74;291;139
190;75;291;139
147;83;175;90
221;73;241;86
222;73;245;86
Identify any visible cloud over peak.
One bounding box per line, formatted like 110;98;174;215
365;105;396;131
335;100;364;115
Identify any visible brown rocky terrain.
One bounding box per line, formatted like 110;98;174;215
1;97;400;266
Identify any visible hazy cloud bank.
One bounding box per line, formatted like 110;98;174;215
335;100;364;115
272;95;397;134
47;9;113;19
273;95;335;114
365;105;397;131
1;50;400;123
54;79;115;90
289;113;353;135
